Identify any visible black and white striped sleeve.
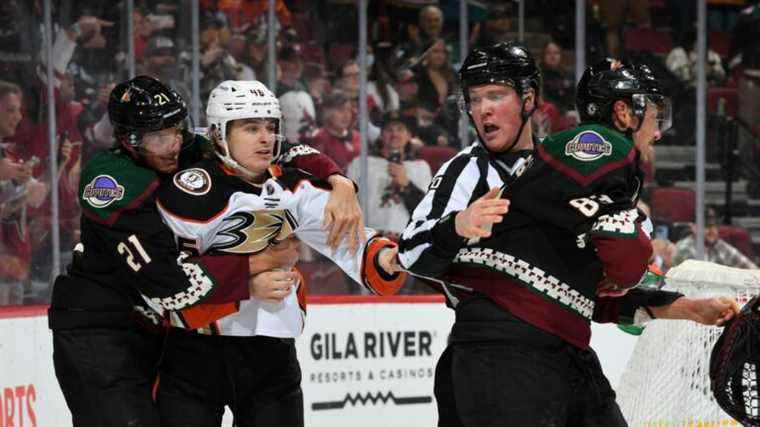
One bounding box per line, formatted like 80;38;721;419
398;147;488;277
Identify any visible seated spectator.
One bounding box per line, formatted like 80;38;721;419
666;28;726;87
395;69;419;110
200;25;253;101
473;2;514;48
137;35;191;103
303;62;330;118
0;81;47;305
415;38;457;112
204;0;293;32
279;62;319;144
334;58;360;100
276;45;305;96
367;57;400;121
540;41;575;113
598;0;651;58
242;23;269;80
306;91;360;172
346;111;431;239
393;5;448;63
672;208;757;269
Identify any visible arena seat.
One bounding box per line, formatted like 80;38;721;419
418;146;458;175
719;225;753;258
624;28;673;54
650;186;696;223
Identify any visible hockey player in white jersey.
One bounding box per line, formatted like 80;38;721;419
154;80;405;427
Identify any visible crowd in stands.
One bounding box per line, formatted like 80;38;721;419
1;0;760;304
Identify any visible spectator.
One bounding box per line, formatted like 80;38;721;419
307;91;360;171
303;62;331;117
394;5;447;61
278;63;331;146
598;0;651;58
415;38;457;111
199;25;253;103
473;2;514;48
138;35;191;104
203;0;293;32
279;88;315;144
395;69;420;110
672;208;757;269
239;23;268;80
332;58;382;141
225;32;256;79
666;29;726;87
367;57;400;119
346;111;431;239
276;45;305;96
540;41;575;113
335;58;360;100
0;81;47;305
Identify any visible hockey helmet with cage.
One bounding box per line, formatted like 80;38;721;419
576;59;672;133
459;41;541;105
108;75;188;150
206;80;283;177
710;295;760;426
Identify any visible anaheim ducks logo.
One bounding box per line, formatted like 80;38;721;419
212;210;298;254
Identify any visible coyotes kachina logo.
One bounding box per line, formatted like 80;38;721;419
83;175;125;208
564;131;613;162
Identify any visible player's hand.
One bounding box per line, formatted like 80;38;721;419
650;296;740;326
248;237;300;273
377;245;402;274
324;175;365;255
248;269;298;302
684;297;740;326
455;187;509;239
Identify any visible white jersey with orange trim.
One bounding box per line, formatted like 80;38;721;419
155;158;404;337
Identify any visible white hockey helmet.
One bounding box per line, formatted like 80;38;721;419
206;80;283;176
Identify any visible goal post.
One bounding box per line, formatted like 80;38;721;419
616;260;760;426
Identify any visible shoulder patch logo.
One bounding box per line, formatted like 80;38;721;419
174;168;212;195
83;175;125;208
564;130;613;162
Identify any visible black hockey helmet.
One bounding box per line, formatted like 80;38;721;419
108;75;188;149
710;295;760;425
459;41;541;104
576;59;671;132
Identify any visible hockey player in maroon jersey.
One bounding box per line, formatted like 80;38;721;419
49;75;366;427
398;43;738;426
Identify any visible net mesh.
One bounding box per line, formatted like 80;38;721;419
616;260;760;426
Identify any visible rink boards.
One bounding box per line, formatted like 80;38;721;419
0;297;637;427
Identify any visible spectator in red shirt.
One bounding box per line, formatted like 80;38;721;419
0;81;47;305
306;91;360;172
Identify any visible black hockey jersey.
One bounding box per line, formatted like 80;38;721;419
400;125;655;348
48;143;252;330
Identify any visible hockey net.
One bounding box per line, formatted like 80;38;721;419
616;260;760;426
